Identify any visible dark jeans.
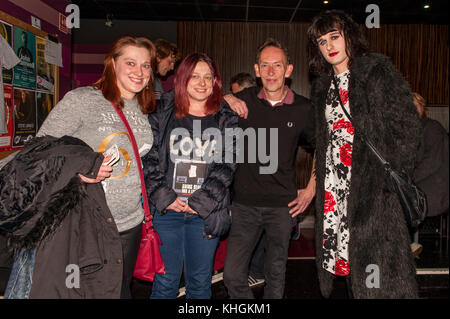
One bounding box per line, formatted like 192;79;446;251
119;223;142;299
224;202;296;299
249;233;264;279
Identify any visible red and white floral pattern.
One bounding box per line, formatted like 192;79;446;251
322;71;353;276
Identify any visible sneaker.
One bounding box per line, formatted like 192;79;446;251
410;242;423;259
248;274;265;287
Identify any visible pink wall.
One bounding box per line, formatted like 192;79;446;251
72;43;109;88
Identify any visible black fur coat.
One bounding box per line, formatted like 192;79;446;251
310;53;422;298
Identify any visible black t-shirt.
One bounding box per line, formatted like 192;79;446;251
166;114;219;201
232;86;315;207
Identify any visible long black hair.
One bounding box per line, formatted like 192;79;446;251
307;10;370;76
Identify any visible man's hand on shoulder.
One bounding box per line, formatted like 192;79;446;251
224;94;248;119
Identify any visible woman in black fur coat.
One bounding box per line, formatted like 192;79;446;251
307;10;422;298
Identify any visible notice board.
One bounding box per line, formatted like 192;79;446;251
0;10;59;159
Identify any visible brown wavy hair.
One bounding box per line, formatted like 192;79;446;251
307;10;370;76
93;35;157;114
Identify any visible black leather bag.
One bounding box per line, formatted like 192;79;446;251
388;167;427;228
332;76;427;230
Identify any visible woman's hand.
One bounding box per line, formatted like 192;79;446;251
184;204;199;215
166;198;187;213
78;156;113;183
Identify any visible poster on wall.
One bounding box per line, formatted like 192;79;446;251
36;91;53;130
12;87;36;147
36;36;54;92
13;26;36;89
0;20;14;85
0;85;14;150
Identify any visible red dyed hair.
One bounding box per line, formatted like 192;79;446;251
93;35;157;114
174;53;223;118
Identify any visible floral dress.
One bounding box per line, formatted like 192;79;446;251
322;71;353;276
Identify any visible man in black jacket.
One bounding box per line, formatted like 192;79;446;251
223;38;316;299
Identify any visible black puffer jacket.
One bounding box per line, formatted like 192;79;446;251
142;91;238;238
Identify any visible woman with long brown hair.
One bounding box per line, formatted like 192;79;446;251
2;35;156;299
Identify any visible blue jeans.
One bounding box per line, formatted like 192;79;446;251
151;210;219;299
4;248;36;299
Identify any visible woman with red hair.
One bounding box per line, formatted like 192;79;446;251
142;53;238;298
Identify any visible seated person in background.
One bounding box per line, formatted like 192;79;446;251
411;92;449;257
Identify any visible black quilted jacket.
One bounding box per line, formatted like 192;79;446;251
142;91;238;238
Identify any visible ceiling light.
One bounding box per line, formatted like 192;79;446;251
424;4;430;9
323;1;329;4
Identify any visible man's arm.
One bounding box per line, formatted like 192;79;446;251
223;94;249;119
288;152;316;218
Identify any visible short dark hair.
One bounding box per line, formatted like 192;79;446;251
256;38;290;65
307;10;370;75
230;72;255;89
154;38;180;60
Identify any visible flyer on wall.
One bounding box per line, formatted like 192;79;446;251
36;36;55;92
36;91;53;130
0;85;14;151
13;26;36;89
12;87;36;148
0;20;14;85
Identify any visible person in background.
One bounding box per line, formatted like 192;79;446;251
143;53;238;299
307;10;422;298
8;35;157;298
230;72;256;93
411;92;449;257
153;38;179;99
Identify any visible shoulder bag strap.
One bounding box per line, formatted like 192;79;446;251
331;76;390;169
109;102;152;221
